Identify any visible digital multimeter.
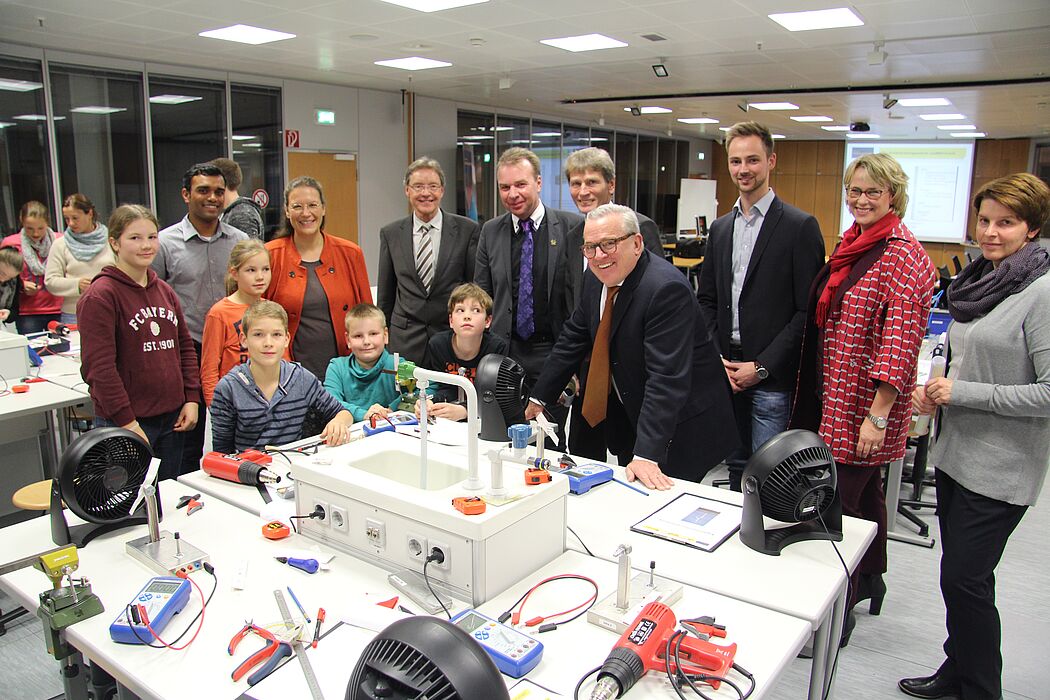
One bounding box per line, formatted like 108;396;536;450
109;576;192;644
362;411;419;436
550;463;614;494
450;609;543;678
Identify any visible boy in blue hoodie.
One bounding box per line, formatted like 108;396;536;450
324;303;401;422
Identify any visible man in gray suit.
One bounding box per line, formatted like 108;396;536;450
378;157;480;363
475;147;582;441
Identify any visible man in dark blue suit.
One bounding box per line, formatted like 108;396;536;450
526;204;738;488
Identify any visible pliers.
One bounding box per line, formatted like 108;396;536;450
229;623;293;685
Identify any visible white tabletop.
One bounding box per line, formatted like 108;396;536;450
565;464;875;629
1;480;808;700
0;376;89;419
474;550;810;699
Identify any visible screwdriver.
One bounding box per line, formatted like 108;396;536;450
275;556;319;574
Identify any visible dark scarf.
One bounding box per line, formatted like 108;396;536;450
947;241;1050;322
816;212;899;327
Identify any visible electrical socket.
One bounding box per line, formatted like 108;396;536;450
406;534;427;563
429;541;451;571
330;505;348;533
311;499;329;527
365;518;386;549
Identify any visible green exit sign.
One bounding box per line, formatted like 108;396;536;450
315;109;335;125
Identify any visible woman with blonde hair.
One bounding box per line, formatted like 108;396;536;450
2;201;63;333
794;153;935;642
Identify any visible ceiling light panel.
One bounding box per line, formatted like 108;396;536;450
952;132;985;137
790;116;833;122
821;125;850;131
749;102;799;111
623;106;671;114
678;118;719;124
0;78;43;92
149;94;203;105
847;133;880;138
768;8;864;32
540;34;628;52
374;56;452;70
896;97;951;107
198;24;296;45
379;0;488;11
937;124;976;130
919;113;966;120
71;106;127;115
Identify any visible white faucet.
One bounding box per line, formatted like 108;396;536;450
413;366;482;491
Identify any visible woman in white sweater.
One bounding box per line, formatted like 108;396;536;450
45;193;112;324
901;173;1050;700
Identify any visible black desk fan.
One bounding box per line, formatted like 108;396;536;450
475;353;528;441
50;427;160;547
739;429;842;555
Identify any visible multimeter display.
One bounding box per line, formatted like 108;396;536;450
109;576;192;645
550;463;613;494
450;609;543;678
362;411;419;436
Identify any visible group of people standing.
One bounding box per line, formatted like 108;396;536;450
2;120;1046;700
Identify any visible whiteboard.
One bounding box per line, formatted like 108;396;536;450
840;141;976;243
677;178;718;235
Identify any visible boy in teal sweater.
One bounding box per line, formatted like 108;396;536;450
324;304;401;422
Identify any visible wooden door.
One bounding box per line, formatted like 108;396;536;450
287;152;359;244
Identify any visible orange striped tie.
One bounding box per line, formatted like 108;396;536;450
582;286;619;427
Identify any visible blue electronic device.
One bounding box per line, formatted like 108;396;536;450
362;411;419;436
109;576;192;644
550;463;614;495
449;609;543;678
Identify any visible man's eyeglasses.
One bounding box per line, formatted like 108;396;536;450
408;183;443;193
581;232;635;258
289;203;324;214
844;187;886;200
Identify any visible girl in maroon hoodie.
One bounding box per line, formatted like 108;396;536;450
78;205;201;481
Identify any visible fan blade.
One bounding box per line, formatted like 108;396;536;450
129;457;161;515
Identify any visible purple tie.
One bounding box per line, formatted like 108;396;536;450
516;218;535;340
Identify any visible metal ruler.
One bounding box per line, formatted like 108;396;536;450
273;589;324;700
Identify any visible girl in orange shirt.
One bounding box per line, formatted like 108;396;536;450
200;239;287;404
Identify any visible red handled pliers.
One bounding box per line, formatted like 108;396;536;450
229;623;293;685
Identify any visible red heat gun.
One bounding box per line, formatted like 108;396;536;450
202;450;281;486
589;601;737;700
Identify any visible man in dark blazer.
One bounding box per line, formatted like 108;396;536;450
475;147;582;390
697;121;825;491
526;204;739;489
378;157;480;363
562;147;665;460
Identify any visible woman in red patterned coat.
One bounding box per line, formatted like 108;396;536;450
794;153;934;641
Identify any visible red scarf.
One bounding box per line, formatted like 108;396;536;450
816;212;899;328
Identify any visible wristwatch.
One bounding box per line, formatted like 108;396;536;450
754;361;769;380
866;414;888;430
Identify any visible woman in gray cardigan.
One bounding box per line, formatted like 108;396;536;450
901;173;1050;700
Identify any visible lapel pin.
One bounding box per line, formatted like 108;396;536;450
550;239;557;246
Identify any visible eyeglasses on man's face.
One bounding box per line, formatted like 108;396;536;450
844;187;886;200
581;232;635;258
408;183;443;194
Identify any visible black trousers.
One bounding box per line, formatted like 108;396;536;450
179;339;207;475
512;336;567;450
936;469;1027;700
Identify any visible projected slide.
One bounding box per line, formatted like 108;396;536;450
840;142;976;243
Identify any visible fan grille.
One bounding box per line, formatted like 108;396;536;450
493;356;527;422
62;432;152;522
759;444;836;523
350;637;456;699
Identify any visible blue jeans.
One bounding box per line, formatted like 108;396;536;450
15;313;61;335
95;409;185;483
725;388;792;490
60;312;77;325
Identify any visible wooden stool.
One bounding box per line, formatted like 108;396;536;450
12;480;53;511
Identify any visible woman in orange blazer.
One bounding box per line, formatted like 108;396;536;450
265;176;372;379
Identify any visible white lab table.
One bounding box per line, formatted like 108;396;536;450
2;480;809;700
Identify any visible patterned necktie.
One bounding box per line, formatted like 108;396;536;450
416;223;434;293
516;218;535;340
582;285;620;427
